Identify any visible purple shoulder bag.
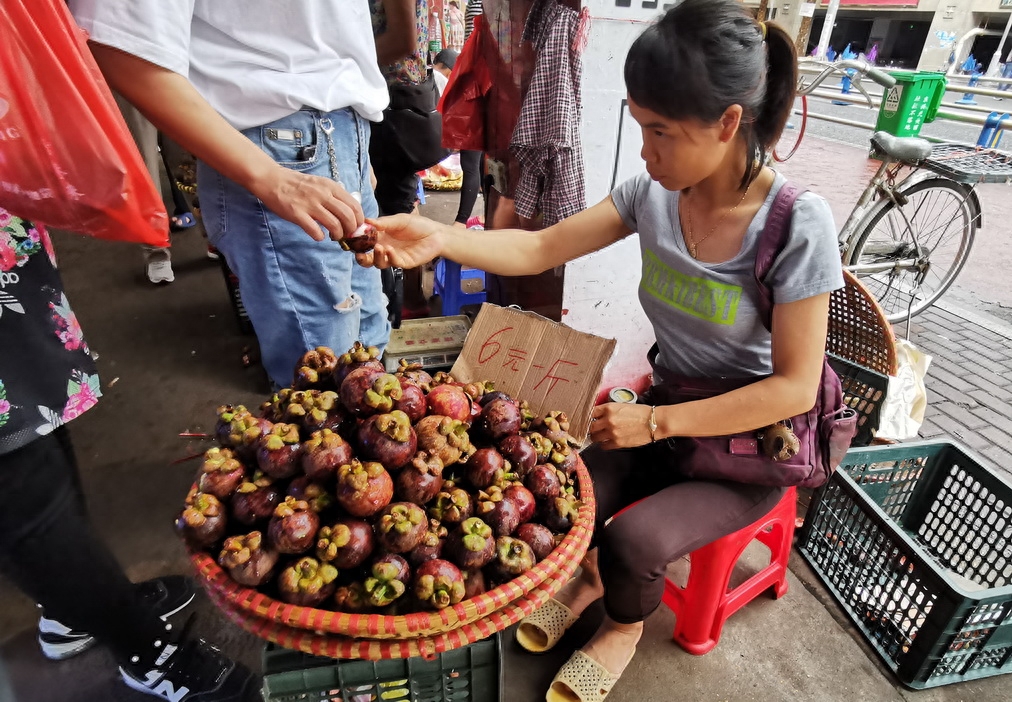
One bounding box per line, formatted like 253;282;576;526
643;183;858;489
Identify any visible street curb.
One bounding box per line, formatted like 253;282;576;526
934;298;1012;340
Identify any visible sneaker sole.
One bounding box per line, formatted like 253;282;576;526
37;587;195;662
119;664;256;702
39;634;98;661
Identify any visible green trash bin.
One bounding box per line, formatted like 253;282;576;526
875;72;947;137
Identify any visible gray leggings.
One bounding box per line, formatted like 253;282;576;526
585;443;786;624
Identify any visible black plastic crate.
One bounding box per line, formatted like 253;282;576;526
827;353;889;447
261;633;502;702
798;441;1012;688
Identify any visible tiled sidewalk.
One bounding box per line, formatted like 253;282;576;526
906;304;1012;478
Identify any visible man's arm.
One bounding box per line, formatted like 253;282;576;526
89;44;363;242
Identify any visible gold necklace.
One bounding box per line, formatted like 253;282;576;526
683;182;753;259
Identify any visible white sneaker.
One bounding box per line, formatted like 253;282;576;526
147;259;175;284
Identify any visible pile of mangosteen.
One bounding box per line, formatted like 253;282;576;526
177;343;583;613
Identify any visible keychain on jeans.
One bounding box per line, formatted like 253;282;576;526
320;116;364;240
319;117;340;182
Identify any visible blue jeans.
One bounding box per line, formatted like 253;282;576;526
197;108;390;386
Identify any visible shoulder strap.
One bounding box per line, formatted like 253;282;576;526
754;182;806;332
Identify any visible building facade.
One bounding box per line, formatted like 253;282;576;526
767;0;1011;71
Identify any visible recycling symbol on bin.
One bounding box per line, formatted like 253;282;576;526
884;86;902;116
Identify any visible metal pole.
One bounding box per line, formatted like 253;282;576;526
815;0;842;60
987;11;1012;76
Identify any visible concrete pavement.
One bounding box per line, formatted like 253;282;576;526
2;135;1011;701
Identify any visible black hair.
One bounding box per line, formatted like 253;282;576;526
625;0;798;188
435;48;459;70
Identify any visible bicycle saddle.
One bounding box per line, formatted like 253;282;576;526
870;131;932;163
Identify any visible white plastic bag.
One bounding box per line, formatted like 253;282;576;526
876;339;932;441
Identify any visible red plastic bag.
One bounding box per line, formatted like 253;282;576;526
438;16;493;152
0;0;168;246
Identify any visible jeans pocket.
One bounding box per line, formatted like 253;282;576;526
260;121;319;171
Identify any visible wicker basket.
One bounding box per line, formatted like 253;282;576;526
828;269;898;377
189;458;595;640
206;544;580;660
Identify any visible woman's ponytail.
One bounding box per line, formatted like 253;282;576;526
754;22;799;154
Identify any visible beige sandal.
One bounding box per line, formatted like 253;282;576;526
515;598;579;653
545;648;637;702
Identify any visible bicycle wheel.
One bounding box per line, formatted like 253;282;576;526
846;177;977;324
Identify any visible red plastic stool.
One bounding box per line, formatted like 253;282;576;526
661;486;797;655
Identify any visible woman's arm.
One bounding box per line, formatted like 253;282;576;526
361;196;633;275
590;293;831;448
375;0;418;66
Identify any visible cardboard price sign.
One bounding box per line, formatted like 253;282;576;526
451;304;617;441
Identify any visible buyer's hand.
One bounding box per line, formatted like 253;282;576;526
354;214;445;269
589;403;655;450
253;166;364;242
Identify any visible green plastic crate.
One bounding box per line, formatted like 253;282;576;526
875;72;947;138
798;441;1012;689
261;633;502;702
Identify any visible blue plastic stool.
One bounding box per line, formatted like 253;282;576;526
434;259;486;316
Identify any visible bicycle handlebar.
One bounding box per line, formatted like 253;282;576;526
798;59;894;92
864;66;896;89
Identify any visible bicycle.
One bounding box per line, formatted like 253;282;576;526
789;59;1012;324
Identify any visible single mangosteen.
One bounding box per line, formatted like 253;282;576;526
231;472;282;526
524;464;563;502
334;460;394;517
340;368;402;417
408;520;448;567
256;423;303;479
425;384;472;423
364;554;411;607
176;490;227;548
465;448;507;490
301;428;354;483
267;497;320;554
277;557;339;607
479;399;522;442
196;447;245;500
445;517;496;570
515;523;555;561
356;410;417;470
415;415;471;466
316;518;375;568
395;451;444;504
394;380;427;423
218;531;278;587
293;346;339;390
487;536;535;582
376;502;428;553
503;483;537;524
498;434;537;477
413;559;466;609
428;483;474;524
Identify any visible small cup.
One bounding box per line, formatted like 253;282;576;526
608;387;638;404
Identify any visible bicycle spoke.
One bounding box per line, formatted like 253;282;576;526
850;180;974;322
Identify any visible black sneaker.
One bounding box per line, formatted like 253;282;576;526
119;638;256;702
38;575;196;661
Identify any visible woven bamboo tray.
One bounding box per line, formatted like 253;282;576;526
189;458;595;640
207;560;574;660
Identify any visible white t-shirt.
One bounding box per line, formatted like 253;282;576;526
69;0;389;130
433;70;449;96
